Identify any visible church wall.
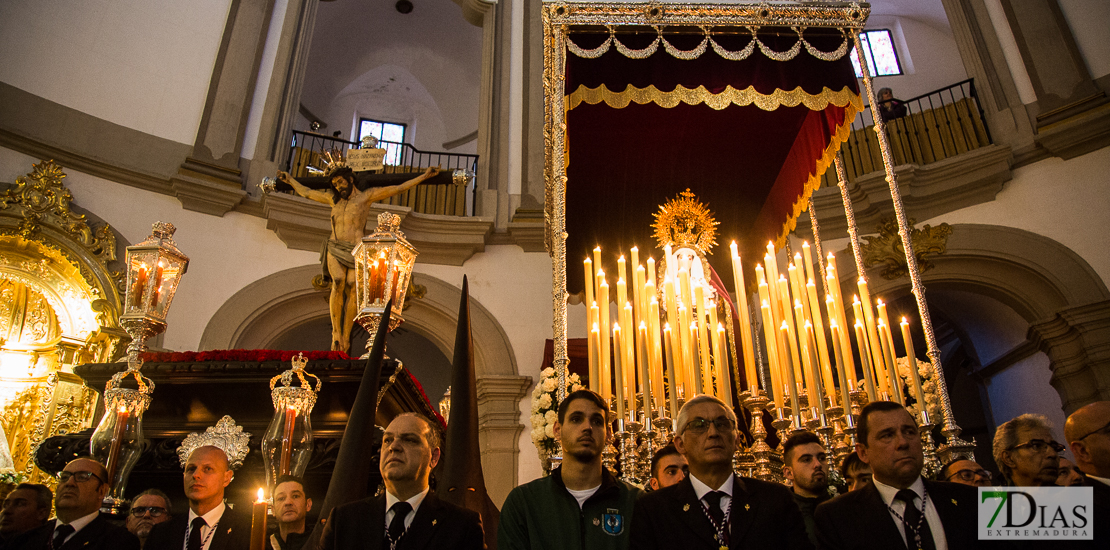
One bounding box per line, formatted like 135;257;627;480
985;352;1067;439
0;146;319;353
865;15;969;101
1056;0;1110;80
0;0;233;146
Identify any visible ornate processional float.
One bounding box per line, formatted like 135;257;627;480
541;1;975;484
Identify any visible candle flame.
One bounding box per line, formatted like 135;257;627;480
901;317;908;324
256;488;265;502
591;323;599;332
613;323;621;332
594;246;601;252
663;323;671;331
118;405;127;413
781;321;790;330
639;321;647;329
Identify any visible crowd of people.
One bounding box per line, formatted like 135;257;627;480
0;394;1106;550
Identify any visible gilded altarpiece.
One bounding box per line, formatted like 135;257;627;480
0;160;127;486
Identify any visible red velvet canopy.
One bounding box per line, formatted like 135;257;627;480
564;28;861;293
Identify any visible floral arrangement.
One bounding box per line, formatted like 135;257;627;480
141;349;354;363
0;468;26;485
530;367;585;463
895;356;943;422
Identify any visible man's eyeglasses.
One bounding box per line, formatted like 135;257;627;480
682;417;736;435
1008;439;1065;454
57;471;104;484
130;506;168;518
1075;419;1110;441
947;469;991;482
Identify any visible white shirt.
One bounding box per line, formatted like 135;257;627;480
872;477;947;550
689;472;735;515
384;487;430;531
55;510;99;546
186;502;227;550
566;485;601;509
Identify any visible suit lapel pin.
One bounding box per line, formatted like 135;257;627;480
951;499;957;505
228;528;232;534
432;519;438;526
683;504;690;512
744;503;750;511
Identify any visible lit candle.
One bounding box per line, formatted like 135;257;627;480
678;304;694;394
694;285;712;393
583;258;595;309
796;301;814;394
780;321;801;420
806;278;835;403
598;278;612;402
802;241;817;283
639;322;653;422
132;264;147;306
588;304;600;392
646;257;657;294
612;324;626;419
716;324;733;407
878;320;903;404
901;317;927;412
151;262;165;306
779;278;804;396
730;242;757;391
634;264;646;327
854;321;877;402
854;295;887;396
106;405;129;484
761;300;783;409
857;278;887;383
664;325;679;417
830;322;853;412
804;321;826;416
648;297;665;411
280;406;297;475
663;277;684;396
593;247;603;275
689;321;703;395
622;302;635;399
250;489;267;550
826;254;856;389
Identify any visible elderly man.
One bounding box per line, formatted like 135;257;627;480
938;459;992;487
993;413;1062;486
782;432;831;547
814;401;982;550
500;389;640;550
631;395;812;550
1065;400;1110;548
839;452;872;492
319;413;483;550
270;476;311;550
0;483;51;547
145;416;253;550
14;458;140;550
125;489;172;548
648;444;687;491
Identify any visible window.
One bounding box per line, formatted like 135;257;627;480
849;29;903;78
357;118;406;166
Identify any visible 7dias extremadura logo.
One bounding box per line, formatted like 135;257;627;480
978;487;1093;540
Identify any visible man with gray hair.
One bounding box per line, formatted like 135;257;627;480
993;413;1062;486
125;488;172;548
630;394;812;549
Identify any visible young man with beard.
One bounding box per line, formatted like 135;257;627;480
499;389;641;550
630;395;812;550
814;401;990;550
782;432;830;547
276;165;438;353
648;444;687;491
125;489;172;548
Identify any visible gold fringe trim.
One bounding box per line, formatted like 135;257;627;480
565;83;863;112
773;99;863;249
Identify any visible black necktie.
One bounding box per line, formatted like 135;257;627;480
187;517;207;550
702;491;726;527
895;489;935;550
388;502;413;545
51;524;75;550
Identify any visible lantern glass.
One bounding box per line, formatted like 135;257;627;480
353;213;418;330
121;222;189;325
89;389;149;508
260;387;315;489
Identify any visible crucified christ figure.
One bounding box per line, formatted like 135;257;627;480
276;166;439;353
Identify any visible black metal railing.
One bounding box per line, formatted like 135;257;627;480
286;131;479;216
821;78;992;186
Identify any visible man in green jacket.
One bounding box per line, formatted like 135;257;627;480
498;389;641;550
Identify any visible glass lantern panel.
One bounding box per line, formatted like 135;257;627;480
89;399;145;502
261;404;314;489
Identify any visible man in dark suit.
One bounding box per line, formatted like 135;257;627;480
0;483;52;548
316;412;484;550
630;394;813;550
814;401;986;550
145;419;254;550
7;457;140;550
1065;400;1110;548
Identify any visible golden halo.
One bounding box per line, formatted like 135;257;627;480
652;189;719;255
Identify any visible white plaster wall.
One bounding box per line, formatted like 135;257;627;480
0;146;319;352
921;146;1110;289
324;65;449;152
242;0;290;160
0;0;231;146
866;15;968;100
414;245;553;484
985;352;1067;434
1058;0;1110;80
982;0;1038;104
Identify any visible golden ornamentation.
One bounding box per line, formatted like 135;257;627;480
566;26;851;62
652;190;719;255
565;83;863;113
0;373;97;486
546;2;869;28
861;219;952;280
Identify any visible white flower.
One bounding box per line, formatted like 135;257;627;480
545;410;558;425
541;367;555;378
531;413;545;428
544;423;555;439
531;426;545;443
542;378;557;392
537;393;552;410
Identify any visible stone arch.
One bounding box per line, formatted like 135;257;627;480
833;223;1110;414
200;266;530;504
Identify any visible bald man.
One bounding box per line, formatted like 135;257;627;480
1065;401;1110;549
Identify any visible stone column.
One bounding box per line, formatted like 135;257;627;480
1028;300;1110;412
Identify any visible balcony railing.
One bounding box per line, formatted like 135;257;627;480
820;78;992;186
286;131;479;216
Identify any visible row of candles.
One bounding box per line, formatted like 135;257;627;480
583;240;930;427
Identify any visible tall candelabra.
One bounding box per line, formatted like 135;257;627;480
90;222;189;514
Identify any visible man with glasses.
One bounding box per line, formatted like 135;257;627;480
1065;400;1110;548
992;413;1062;486
814;401;983;550
13;457;140;550
937;459;992;487
630;395;812;550
500;389;640;550
125;489;172;548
